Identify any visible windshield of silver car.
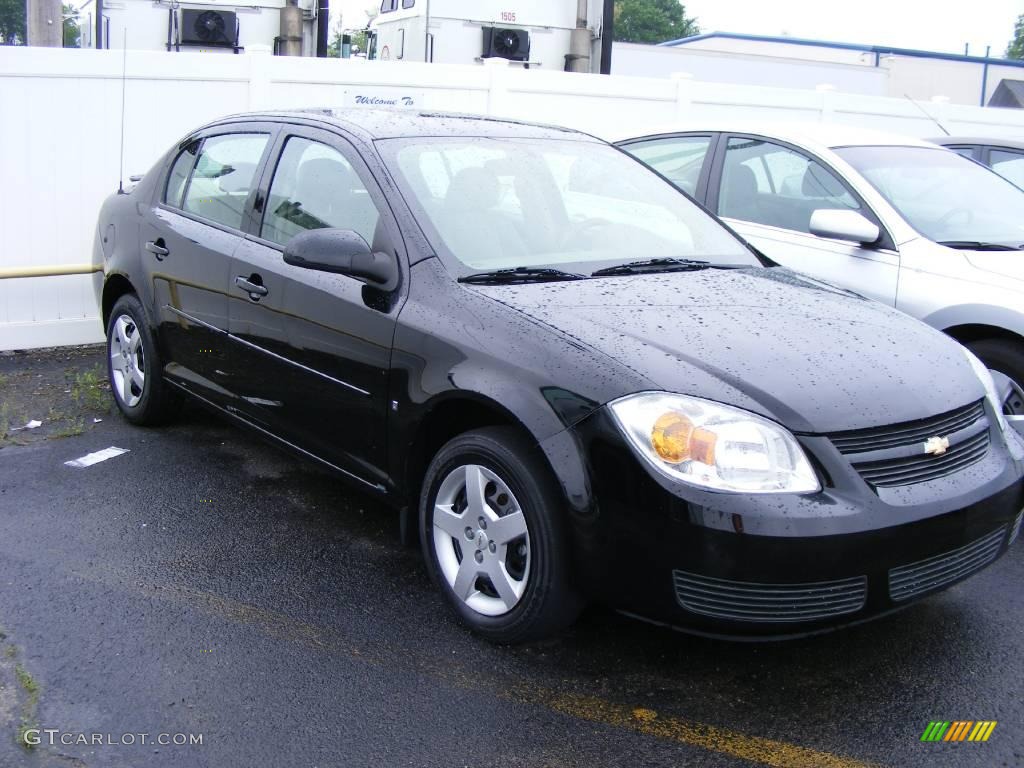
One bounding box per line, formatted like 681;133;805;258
378;137;759;273
836;145;1024;249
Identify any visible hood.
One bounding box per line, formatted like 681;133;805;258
472;268;984;434
962;250;1024;283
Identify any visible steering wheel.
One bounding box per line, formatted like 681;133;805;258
559;217;611;250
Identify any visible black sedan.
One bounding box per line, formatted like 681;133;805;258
94;109;1024;642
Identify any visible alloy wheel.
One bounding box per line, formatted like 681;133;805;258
432;464;531;617
110;314;146;408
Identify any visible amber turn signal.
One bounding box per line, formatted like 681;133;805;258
651;412;717;465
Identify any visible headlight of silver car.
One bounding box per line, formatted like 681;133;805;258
962;347;1009;433
608;392;820;494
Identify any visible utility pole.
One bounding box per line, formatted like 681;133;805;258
567;0;590;72
26;0;64;46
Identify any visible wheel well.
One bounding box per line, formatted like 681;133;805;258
404;397;535;507
943;323;1024;349
101;275;136;329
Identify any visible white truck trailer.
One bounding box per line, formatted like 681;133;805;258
367;0;612;73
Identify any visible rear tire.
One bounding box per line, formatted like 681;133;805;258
106;293;179;425
420;427;581;643
966;338;1024;415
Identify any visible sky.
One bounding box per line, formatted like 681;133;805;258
331;0;1024;57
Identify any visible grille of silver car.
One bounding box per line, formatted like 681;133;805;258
827;400;990;488
672;571;867;623
888;526;1006;602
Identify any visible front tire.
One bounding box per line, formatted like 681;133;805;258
966;338;1024;416
420;427;581;643
106;293;179;425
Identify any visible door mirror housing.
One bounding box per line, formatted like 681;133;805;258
809;209;880;245
283;228;398;291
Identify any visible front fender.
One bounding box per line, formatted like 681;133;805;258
922;302;1024;340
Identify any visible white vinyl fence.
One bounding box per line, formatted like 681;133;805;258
4;45;1024;350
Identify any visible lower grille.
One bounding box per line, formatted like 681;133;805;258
889;527;1006;602
1010;511;1023;546
673;571;867;623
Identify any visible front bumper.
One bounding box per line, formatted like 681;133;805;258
561;408;1024;639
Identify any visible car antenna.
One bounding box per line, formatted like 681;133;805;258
118;30;128;194
904;93;950;136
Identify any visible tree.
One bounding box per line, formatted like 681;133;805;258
614;0;699;45
0;0;25;45
62;3;80;48
1007;13;1024;59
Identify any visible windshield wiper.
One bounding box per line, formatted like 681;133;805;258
936;240;1022;251
458;267;587;284
591;257;744;277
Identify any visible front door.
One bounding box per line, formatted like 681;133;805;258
226;128;403;489
712;135;900;306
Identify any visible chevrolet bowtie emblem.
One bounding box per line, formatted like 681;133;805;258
923;436;950;456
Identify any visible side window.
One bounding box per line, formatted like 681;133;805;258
719;137;860;234
380;0;396;12
261;137;381;248
948;146;977;160
989;149;1024;189
402;0;415;7
182;134;268;230
623;136;713;197
164;140;200;208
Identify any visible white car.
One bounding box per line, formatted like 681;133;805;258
614;122;1024;421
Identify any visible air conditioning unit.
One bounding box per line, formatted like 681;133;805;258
482;27;530;62
180;9;238;48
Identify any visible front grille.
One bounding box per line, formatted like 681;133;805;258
829;400;985;453
827;400;990;488
889;527;1005;602
673;571;867;623
851;431;990;488
1010;511;1023;546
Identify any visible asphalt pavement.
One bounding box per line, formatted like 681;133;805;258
0;346;1021;768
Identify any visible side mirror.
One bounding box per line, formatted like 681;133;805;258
809;209;880;245
283;228;398;291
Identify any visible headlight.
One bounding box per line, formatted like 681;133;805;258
962;347;1008;433
608;392;820;494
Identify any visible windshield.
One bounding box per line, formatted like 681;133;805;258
835;145;1024;247
377;137;757;273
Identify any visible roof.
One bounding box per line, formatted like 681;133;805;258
988;80;1024;108
660;31;1024;70
214;108;591;141
933;135;1024;151
606;120;939;151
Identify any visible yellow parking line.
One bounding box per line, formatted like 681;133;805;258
70;563;883;768
541;693;884;768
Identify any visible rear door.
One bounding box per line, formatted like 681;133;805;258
226;125;403;490
144;127;275;403
708;134;900;305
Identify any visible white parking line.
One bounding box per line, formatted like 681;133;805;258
64;447;130;468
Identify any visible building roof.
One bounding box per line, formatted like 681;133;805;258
988;80;1024;108
660;31;1024;69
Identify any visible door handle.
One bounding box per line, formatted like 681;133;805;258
145;239;169;259
234;275;268;299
